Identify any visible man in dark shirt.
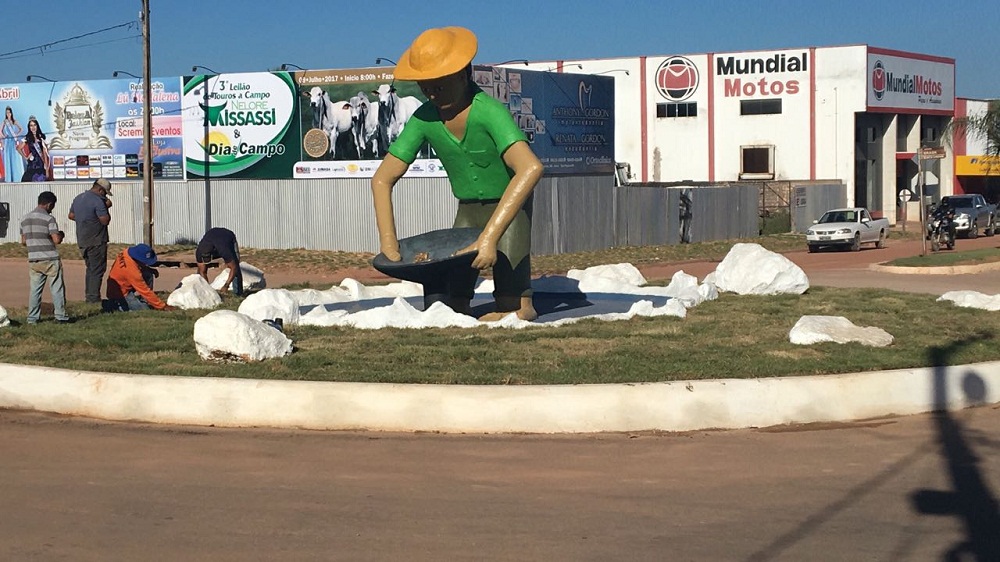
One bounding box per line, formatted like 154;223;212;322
196;227;243;295
68;178;112;303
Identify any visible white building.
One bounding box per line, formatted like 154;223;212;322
514;45;957;223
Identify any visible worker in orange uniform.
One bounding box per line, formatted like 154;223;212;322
104;243;175;312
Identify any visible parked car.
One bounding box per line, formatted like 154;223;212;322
806;207;890;252
937;194;995;238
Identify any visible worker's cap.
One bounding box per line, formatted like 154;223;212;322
94;177;113;196
127;243;158;267
393;26;477;81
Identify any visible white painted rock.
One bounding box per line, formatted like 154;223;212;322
789;315;893;347
167;274;223;310
237;289;301;326
0;304;9;328
663;270;716;308
193;310;292;362
212;261;266;292
938;290;1000;311
568;263;648;289
698;281;719;303
713;243;809;295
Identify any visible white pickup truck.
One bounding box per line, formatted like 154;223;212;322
806;207;890;252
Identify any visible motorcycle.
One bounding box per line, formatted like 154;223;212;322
926;208;956;252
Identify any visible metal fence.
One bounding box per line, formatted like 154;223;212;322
0;177;776;254
791;182;848;233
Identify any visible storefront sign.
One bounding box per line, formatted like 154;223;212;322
715;50;808;98
866;49;954;114
955;155;1000;176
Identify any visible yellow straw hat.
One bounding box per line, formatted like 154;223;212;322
393;27;478;81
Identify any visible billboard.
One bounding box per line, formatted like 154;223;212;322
1;66;616;182
290;67;445;179
476;66;615;175
183;71;301;178
290;65;616;179
0;78;185;180
866;49;954;115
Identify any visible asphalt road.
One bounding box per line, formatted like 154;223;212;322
2;405;998;561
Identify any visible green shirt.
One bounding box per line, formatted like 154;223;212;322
388;88;528;201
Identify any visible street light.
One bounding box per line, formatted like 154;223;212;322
113;71;141;102
544;63;584;72
191;65;220;232
374;57;397;66
26;75;57;106
280;63;307;71
495;59;529;66
594;69;630;76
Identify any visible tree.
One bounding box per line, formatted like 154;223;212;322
946;99;1000;158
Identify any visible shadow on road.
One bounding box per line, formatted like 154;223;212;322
744;335;999;562
909;337;1000;561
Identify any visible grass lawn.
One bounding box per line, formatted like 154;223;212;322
2;227;986;385
1;286;995;384
886;247;1000;268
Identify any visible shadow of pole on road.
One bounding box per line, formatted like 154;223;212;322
909;335;1000;561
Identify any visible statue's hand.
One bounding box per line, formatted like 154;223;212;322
381;244;402;262
458;237;497;270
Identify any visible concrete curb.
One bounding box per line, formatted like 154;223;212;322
870;259;1000;275
1;361;999;433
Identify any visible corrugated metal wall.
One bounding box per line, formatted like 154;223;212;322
0;181;146;245
0;177;764;254
791;182;849;233
152;178;459;252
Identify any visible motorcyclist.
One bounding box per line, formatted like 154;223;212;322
930;201;957;243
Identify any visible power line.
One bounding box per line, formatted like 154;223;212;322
0;35;142;62
0;21;136;60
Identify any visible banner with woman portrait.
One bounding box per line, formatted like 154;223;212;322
0;77;185;181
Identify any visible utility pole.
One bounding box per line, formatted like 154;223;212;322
141;0;154;245
918;152;926;256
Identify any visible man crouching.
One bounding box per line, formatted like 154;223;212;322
104;243;175;312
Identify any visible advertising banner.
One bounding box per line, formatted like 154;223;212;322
0;78;185;181
475;66;615;175
291;65;616;179
183;71;301;178
291;67;445;179
866;49;954;114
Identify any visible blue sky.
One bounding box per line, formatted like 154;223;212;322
1;0;996;98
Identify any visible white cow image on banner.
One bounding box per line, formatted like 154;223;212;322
305;87;355;159
373;84;422;150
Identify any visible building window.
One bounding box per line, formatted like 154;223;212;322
740;145;774;180
656;102;697;118
740;99;782;115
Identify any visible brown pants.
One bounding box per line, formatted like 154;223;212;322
426;198;533;301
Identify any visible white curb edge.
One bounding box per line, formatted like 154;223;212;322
870;260;1000;275
1;361;999;434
